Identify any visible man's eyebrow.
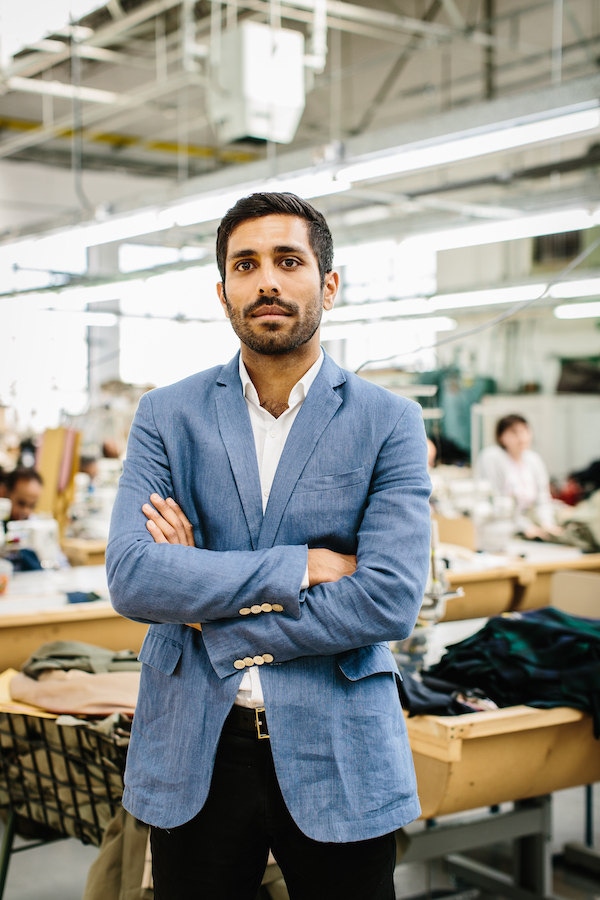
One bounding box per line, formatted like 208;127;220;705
227;248;255;262
227;243;308;262
273;244;307;256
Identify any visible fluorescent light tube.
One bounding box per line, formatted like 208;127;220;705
549;277;600;299
410;207;600;252
338;106;600;184
325;297;431;322
553;301;600;319
431;283;547;311
158;172;349;231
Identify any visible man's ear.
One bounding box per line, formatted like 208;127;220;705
217;282;230;318
322;270;339;311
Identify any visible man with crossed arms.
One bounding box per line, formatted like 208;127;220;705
107;191;431;900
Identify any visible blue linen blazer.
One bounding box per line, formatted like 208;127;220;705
106;351;432;842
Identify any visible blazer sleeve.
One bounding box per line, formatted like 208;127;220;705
106;391;308;627
201;400;432;678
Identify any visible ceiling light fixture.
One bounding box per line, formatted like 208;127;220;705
337;104;600;184
326;275;600;320
549;277;600;299
431;283;548;311
407;206;600;252
321;317;457;342
553;301;600;319
4;170;350;258
155;171;349;233
425;275;600;313
6;76;122;105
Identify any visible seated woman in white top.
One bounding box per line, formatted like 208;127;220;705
475;413;562;540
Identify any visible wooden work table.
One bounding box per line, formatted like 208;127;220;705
0;566;146;670
60;538;107;567
407;703;600;819
441;540;600;620
399;702;600;900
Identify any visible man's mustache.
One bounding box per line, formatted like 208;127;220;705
245;297;299;316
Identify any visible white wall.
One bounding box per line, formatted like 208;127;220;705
435;307;599;395
434;232;600;394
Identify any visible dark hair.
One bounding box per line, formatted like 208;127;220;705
216;192;334;286
5;467;44;491
495;414;529;445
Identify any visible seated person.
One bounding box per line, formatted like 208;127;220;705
475;414;562;540
3;467;43;522
2;468;71;571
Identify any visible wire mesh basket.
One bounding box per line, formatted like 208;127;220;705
0;712;128;847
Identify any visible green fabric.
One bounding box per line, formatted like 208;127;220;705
428;607;600;735
21;641;141;678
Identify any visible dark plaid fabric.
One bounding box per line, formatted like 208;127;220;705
427;607;600;736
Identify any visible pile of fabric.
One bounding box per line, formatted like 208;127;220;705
401;607;600;737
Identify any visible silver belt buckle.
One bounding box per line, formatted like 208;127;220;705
254;707;269;740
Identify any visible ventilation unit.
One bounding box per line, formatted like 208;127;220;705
209;21;306;145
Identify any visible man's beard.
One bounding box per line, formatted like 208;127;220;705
222;291;323;355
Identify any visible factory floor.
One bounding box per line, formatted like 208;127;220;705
1;784;598;899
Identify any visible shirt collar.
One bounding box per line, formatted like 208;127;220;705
239;350;324;407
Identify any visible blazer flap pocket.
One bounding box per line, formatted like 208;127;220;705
139;627;183;675
337;643;398;681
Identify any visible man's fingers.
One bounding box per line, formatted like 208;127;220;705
143;503;180;541
143;494;195;546
145;519;167;543
165;497;195;544
149;493;183;527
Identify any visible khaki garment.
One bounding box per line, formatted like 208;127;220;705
83;807;153;900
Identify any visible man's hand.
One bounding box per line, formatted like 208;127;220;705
142;493;201;630
142;493;195;546
307;548;357;586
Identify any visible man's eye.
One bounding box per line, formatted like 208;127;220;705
235;260;254;271
280;258;299;268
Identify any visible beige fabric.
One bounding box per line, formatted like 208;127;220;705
10;669;139;716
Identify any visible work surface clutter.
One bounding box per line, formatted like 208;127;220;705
0;507;599;900
1;594;599;898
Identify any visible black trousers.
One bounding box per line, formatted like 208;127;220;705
150;714;397;900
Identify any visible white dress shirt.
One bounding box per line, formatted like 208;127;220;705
235;351;323;707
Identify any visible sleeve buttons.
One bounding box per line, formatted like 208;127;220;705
233;654;274;670
240;602;282;615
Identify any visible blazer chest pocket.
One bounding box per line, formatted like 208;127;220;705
139;628;183;676
293;466;367;494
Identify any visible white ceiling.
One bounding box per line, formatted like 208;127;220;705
0;0;599;261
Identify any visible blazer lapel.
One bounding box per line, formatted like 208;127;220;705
257;355;345;549
215;356;264;549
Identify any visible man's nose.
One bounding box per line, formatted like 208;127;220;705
257;264;280;294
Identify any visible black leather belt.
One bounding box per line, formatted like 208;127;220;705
224;704;270;740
